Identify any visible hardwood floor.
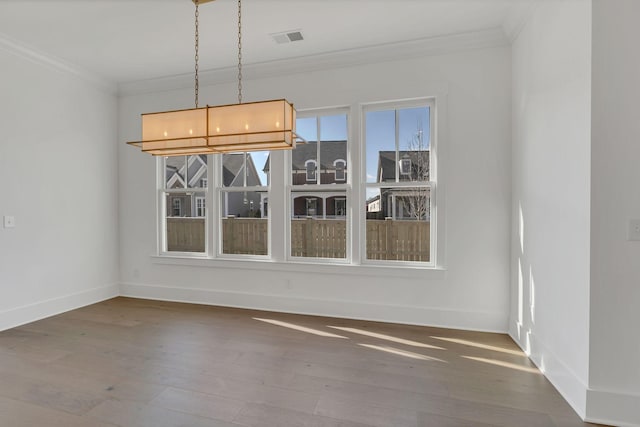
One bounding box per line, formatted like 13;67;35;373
0;297;607;427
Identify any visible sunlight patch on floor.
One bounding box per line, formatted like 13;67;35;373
253;318;349;339
431;336;524;356
328;326;445;350
462;356;541;374
358;343;446;362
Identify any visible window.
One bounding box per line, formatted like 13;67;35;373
305;160;317;182
219;152;269;256
172;199;182;216
334;159;346;181
335;198;346;217
161;155;208;253
290;111;349;259
399;156;411;176
195;197;205;217
364;100;434;263
155;98;437;268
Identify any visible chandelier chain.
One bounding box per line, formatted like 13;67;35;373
194;0;200;108
237;0;242;104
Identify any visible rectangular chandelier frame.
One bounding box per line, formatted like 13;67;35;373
127;99;302;156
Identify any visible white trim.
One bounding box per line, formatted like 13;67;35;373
120;281;505;333
118;28;507;96
509;328;588;420
0;284;119;332
585;388;640;427
0;31;116;94
502;2;538;43
151;254;444;278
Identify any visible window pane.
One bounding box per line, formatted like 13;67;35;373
165;156;186;189
399;107;430;152
292;142;318;185
366;188;430;262
221;191;267;255
399;107;430;182
320;115;347;184
165;191;205;253
164;155;208;189
296;116;317;142
291;194;347;259
223;152;265;188
365;110;396;183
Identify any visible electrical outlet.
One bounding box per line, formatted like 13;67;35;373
629;219;640;241
3;216;15;228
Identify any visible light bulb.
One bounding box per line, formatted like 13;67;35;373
189;129;193;135
245;124;249;130
216;126;220;133
275;121;280;128
163;131;168;137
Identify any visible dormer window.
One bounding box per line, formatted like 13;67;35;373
305;160;317;182
334;159;346;181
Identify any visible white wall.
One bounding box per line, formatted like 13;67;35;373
0;46;119;330
509;0;592;418
118;44;512;332
588;1;640;425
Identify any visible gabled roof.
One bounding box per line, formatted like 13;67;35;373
377;150;429;182
263;140;347;172
222;153;261;187
165;154;207;188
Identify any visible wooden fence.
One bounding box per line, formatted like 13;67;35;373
222;218;268;255
166;218;205;252
291;218;346;258
167;217;429;261
366;219;430;262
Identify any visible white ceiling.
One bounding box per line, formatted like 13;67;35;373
0;0;531;85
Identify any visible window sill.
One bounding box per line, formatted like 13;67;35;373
150;255;446;279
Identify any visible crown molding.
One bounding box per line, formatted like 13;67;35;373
0;31;116;95
502;1;539;43
118;27;508;97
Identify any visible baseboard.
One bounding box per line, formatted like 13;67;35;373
585;388;640;427
119;282;507;333
0;284;119;332
509;327;588;420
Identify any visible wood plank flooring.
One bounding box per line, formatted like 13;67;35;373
0;297;608;427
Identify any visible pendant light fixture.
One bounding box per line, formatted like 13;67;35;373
127;0;301;156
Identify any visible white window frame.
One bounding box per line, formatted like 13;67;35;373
158;155;210;256
287;107;351;264
154;96;445;272
216;152;270;260
361;98;437;268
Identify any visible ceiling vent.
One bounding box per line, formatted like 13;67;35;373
271;30;304;44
